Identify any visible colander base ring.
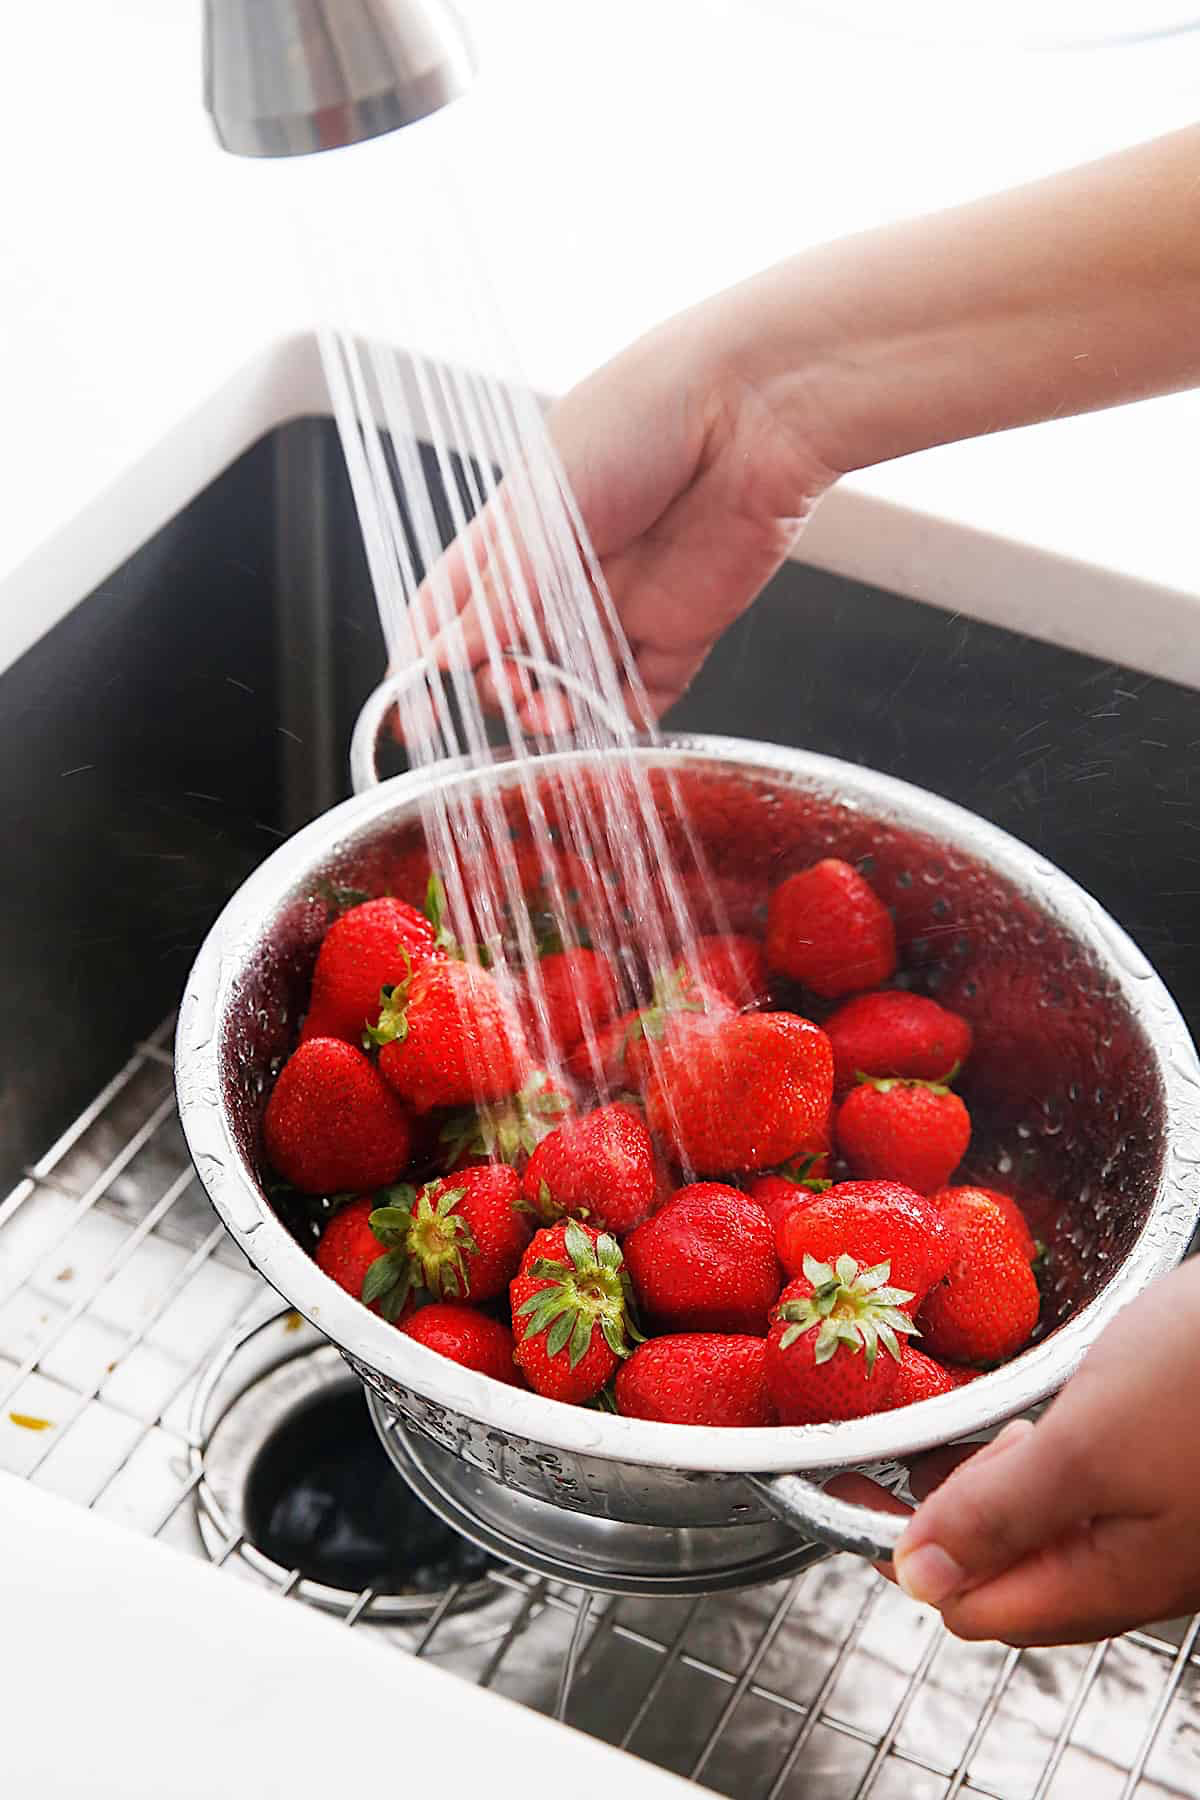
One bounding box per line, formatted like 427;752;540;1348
366;1391;832;1597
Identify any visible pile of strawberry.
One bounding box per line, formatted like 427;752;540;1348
262;857;1042;1427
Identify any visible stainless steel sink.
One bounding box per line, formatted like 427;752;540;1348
4;419;1200;1798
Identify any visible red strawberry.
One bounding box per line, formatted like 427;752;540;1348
300;896;441;1046
510;1219;640;1403
616;1334;775;1427
766;859;896;997
372;959;530;1113
835;1076;971;1193
401;1302;521;1386
888;1344;966;1407
373;1166;529;1305
314;1196;412;1320
438;1070;575;1172
766;1255;919;1424
642;1011;834;1175
525;948;622;1057
624;1185;782;1335
775;1180;953;1305
918;1203;1041;1364
685;934;770;1009
823;990;973;1095
264;1037;412;1194
932;1184;1038;1263
565;974;732;1095
522;1102;663;1236
745;1158;830;1236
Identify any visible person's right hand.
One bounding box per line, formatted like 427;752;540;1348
412;283;839;732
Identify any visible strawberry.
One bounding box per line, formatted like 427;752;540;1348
745;1155;831;1236
642;1011;834;1174
364;1166;529;1310
565;974;732;1095
918;1201;1041;1364
931;1184;1038;1264
510;1219;640;1403
616;1334;776;1427
401;1302;522;1386
775;1180;953;1305
684;934;770;1009
522;1102;663;1235
624;1184;782;1335
300;896;441;1046
823;990;973;1095
766;859;896;997
835;1076;971;1193
888;1344;966;1407
314;1196;412;1319
438;1070;574;1172
263;1037;412;1195
766;1255;918;1424
525;947;622;1057
371;958;530;1113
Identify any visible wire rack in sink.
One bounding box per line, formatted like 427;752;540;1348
2;1021;1199;1800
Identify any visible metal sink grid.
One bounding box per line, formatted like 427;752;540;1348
2;1022;1200;1800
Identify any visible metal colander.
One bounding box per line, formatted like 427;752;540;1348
175;735;1200;1577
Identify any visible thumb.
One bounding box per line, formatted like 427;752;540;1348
893;1410;1104;1608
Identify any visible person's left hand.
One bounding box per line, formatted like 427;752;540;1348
828;1259;1200;1647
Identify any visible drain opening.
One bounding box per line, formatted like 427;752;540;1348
243;1382;489;1595
191;1316;498;1622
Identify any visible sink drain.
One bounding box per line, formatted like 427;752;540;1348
188;1311;495;1621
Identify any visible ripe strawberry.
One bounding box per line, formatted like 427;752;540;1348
438;1070;574;1172
616;1334;775;1427
775;1180;953;1304
823;990;973;1095
314;1196;413;1320
526;947;622;1057
745;1155;830;1236
372;958;530;1113
364;1166;529;1310
624;1185;782;1335
766;1255;919;1424
888;1344;966;1407
522;1102;663;1235
766;859;896;998
401;1302;521;1386
642;1011;834;1174
835;1077;971;1193
510;1219;640;1403
565;974;732;1095
932;1184;1038;1263
918;1202;1041;1364
264;1037;412;1194
685;934;770;1009
300;896;441;1046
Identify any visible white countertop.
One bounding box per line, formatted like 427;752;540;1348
2;1;1200;683
0;1471;701;1799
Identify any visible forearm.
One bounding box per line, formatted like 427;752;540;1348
714;125;1200;477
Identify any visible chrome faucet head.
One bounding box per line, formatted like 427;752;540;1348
203;0;475;158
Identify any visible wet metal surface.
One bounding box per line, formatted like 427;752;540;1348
3;1030;1200;1798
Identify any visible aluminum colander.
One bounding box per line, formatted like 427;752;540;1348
175;719;1200;1580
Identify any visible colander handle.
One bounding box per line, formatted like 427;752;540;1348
747;1473;907;1561
350;655;628;794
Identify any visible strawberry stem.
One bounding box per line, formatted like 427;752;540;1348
776;1253;919;1374
518;1220;641;1367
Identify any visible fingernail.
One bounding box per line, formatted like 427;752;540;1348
893;1542;965;1606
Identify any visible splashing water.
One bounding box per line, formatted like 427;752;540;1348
281;111;740;1162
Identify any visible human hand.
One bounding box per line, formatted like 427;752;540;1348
410;284;838;733
832;1259;1200;1647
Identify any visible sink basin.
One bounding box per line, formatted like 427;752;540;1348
4;396;1200;1799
